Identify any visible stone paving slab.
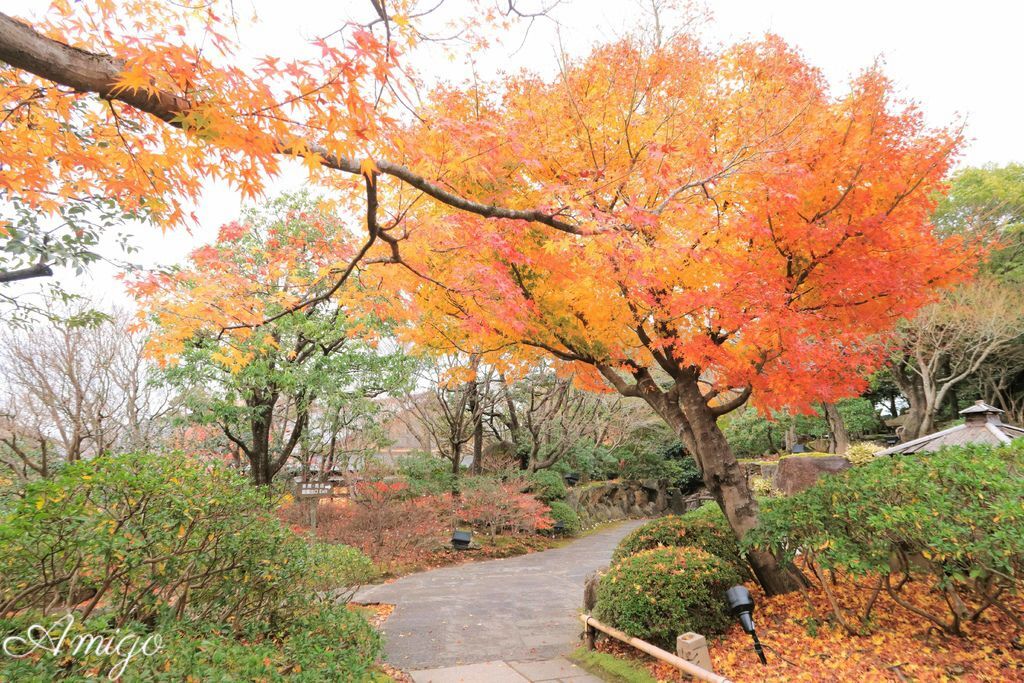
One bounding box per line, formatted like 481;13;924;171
508;658;600;680
409;658;604;683
410;660;529;682
355;519;646;671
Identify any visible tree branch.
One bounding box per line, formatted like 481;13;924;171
0;12;586;235
0;263;53;284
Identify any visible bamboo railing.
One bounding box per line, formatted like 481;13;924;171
579;614;733;683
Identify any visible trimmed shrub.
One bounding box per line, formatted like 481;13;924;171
397;451;456;495
548;500;581;535
529;468;568;502
0;452;308;625
612;503;750;578
595;546;741;647
303;542;381;602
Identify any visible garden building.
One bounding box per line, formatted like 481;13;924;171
876;401;1024;456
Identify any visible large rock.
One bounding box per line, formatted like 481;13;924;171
773;455;851;495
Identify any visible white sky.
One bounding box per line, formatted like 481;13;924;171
5;0;1024;308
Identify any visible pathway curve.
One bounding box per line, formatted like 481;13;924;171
354;520;646;672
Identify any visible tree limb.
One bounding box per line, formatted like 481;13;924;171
0;263;53;284
0;12;586;235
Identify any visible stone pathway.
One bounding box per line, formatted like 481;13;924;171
409;658;602;682
354;520;646;676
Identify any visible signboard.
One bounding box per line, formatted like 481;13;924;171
298;482;333;498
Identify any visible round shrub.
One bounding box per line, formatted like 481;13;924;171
529;469;568;502
595;546;741;647
303;542;381;601
547;500;581;535
612;504;750;578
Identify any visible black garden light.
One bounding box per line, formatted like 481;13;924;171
451;530;472;550
725;584;767;665
563;472;580;486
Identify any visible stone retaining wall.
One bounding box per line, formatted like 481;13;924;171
567;480;712;526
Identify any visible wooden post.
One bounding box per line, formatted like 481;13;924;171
583;570;601;612
582;570;601;649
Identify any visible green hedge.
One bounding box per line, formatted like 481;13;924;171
611;504;750;578
595;546;741;647
529;469;568;502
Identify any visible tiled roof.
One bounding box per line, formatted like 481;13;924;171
876;400;1024;456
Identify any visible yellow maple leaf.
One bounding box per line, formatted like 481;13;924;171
360;158;380;185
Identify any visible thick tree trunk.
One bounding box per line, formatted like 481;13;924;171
821;402;850;455
898;385;933;442
673;381;802;595
891;364;932;442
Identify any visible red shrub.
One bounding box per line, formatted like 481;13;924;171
313;483;451;569
457;479;553;536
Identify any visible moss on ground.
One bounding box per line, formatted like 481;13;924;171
568;647;658;683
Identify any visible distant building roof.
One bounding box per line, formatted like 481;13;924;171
877;401;1024;456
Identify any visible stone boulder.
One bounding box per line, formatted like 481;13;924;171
772;455;851;496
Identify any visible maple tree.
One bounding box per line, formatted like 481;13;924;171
0;1;974;593
383;35;971;593
130;194;412;485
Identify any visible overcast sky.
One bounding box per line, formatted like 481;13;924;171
6;0;1024;308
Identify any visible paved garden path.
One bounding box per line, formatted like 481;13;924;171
354;519;646;675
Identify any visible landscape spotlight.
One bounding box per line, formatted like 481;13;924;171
725;584;767;665
451;530;472;550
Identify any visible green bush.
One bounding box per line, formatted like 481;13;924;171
595;546;741;647
749;475;776;497
559;439;621;481
612;503;750;578
0;452;382;677
0;603;379;681
397;451;456;495
529;469;568;502
303;542;381;601
610;423;703;491
746;442;1024;633
0;452;311;625
547;500;581;535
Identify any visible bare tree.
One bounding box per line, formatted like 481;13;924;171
889;278;1024;440
491;366;652;471
0;305;173;479
399;354;494;478
973;343;1024;425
